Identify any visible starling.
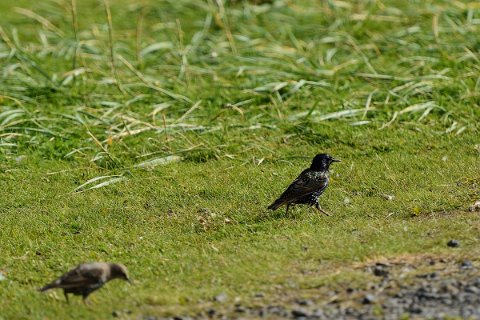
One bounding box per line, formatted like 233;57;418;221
39;262;130;302
268;154;341;215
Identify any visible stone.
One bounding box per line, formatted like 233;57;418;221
214;292;228;303
447;240;460;247
291;309;309;318
362;294;376;304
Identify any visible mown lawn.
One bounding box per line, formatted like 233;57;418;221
0;0;479;318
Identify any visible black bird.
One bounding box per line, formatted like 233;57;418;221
268;154;341;215
39;262;130;303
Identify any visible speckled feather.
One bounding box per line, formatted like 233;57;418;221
268;169;329;209
268;154;340;213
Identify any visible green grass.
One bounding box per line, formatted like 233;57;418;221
0;0;479;318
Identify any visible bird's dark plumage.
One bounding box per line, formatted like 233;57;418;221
39;262;130;302
268;154;340;215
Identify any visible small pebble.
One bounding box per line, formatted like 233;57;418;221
312;309;325;317
295;299;313;306
442;284;459;295
469;201;480;212
382;194;395;201
465;286;479;294
472;278;480;287
234;305;246;313
291;309;309;318
373;265;389;277
214;292;228;303
461;260;473;269
345;307;359;316
417;272;438;279
362;294;376;304
206;309;216;317
267;305;283;314
15;155;27;164
409;306;423;314
447;240;460;248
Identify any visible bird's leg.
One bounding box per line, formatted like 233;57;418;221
63;291;69;304
285;204;291;215
315;203;331;216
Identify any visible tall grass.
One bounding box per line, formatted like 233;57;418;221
0;0;479;185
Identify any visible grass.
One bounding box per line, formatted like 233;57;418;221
0;0;479;318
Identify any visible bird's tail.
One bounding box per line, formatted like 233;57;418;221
267;199;284;211
38;282;57;292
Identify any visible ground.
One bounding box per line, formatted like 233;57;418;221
0;0;479;319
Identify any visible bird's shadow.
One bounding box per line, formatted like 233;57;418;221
248;208;305;224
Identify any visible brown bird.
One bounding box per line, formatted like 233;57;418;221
39;262;130;302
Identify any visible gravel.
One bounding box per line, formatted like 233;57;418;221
145;258;480;320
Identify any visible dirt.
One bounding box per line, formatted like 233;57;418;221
141;256;480;320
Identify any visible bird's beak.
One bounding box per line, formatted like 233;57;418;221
331;158;341;163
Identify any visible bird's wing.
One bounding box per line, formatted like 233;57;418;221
277;169;328;203
56;265;105;289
